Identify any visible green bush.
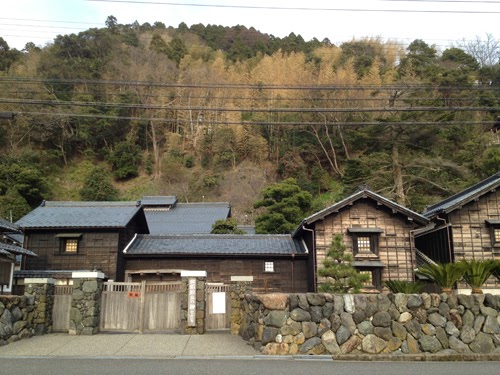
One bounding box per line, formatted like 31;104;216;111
415;262;465;292
385;280;425;294
458;259;496;293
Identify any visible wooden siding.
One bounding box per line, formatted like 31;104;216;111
447;189;500;288
23;230;121;280
125;256;308;293
312;200;420;287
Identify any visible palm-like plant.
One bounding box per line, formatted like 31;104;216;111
385;280;425;294
493;260;500;281
458;259;496;294
415;262;465;293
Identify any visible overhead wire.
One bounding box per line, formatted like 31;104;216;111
85;0;500;14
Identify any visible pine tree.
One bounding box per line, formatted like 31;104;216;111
318;234;369;293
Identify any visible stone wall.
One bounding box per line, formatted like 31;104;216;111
239;292;500;356
0;295;35;346
180;277;206;334
69;277;103;335
24;279;54;335
230;281;252;335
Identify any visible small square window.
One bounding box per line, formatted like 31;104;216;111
357;237;371;253
356;268;382;289
359;270;373;287
264;261;274;272
494;229;500;243
62;238;79;254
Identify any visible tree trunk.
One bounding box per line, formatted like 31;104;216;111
150;120;162;179
392;142;405;205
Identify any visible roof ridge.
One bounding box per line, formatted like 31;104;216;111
424;172;500;215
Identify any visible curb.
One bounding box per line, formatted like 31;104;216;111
329;353;500;361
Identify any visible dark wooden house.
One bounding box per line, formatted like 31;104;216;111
123;234;308;293
0;218;37;294
16;201;149;282
293;189;429;292
416;172;500;292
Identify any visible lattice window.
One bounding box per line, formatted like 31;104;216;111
264;261;274;272
359;270;373;287
357;236;371;253
63;239;78;253
495;229;500;243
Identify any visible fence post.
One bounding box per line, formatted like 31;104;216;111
229;276;253;335
23;278;55;335
69;271;105;335
138;280;146;334
180;270;207;334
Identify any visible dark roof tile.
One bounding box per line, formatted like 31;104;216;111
16;201;143;229
124;234;305;256
424;173;500;218
144;203;230;234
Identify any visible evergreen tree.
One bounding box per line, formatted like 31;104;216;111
211;218;245;234
318;234;369;293
254;178;312;234
108;141;142;180
80;166;118;201
0;187;31;222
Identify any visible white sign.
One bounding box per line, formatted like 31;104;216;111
188;278;196;327
212;292;226;314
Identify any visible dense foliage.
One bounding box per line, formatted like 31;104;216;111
254;178;313;234
0;18;499;223
318;234;369;293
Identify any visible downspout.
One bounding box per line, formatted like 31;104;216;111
291;252;295;293
409;227;417;282
302;225;316;292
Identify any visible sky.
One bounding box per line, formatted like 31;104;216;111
1;0;499;51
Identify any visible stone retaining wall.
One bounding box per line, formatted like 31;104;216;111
238;292;500;356
0;295;35;346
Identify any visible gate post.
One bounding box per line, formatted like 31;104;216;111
69;271;105;336
230;276;253;335
180;271;207;334
24;278;55;335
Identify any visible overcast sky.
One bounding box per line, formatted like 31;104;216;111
1;0;498;51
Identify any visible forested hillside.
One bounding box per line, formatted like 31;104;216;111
0;17;499;225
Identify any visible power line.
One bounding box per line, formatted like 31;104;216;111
1;98;498;113
1;77;498;91
0;90;484;103
12;110;496;126
85;0;500;14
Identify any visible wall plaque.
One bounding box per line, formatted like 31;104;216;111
188;278;196;327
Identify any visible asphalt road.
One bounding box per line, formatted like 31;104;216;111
2;357;499;375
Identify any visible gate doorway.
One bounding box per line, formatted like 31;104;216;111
52;285;72;332
206;283;231;331
100;281;181;333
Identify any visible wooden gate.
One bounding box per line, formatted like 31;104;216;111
206;284;231;331
100;281;181;332
52;285;72;332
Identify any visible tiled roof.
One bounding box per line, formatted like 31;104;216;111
293;189;429;237
144;203;231;234
424;173;500;218
14;270;84;279
16;201;143;229
141;196;178;206
124;234;306;256
0;242;37;257
0;218;20;232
